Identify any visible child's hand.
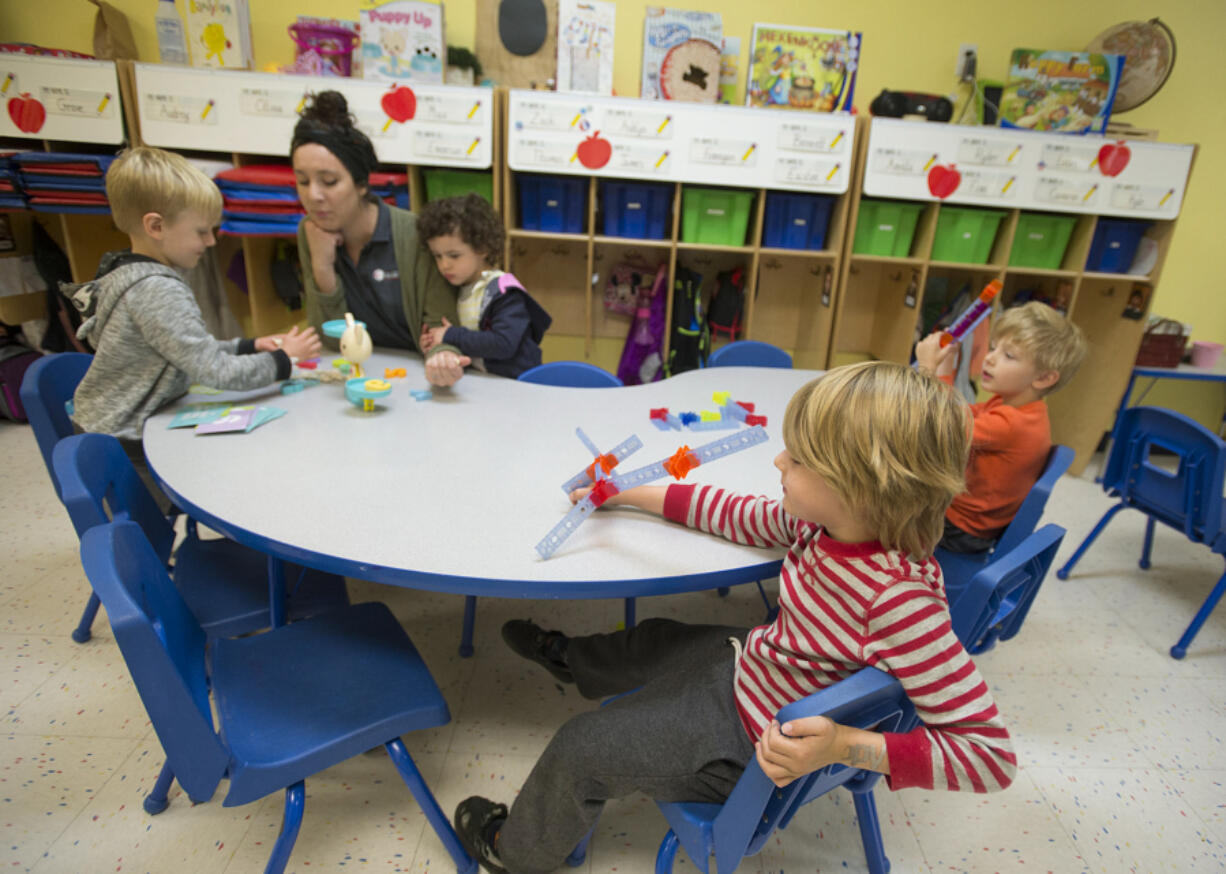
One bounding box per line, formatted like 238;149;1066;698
915;332;958;377
254;335;283;353
755;716;841;787
420;318;451;352
278;325;322;361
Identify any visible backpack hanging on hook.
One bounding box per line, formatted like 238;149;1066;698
707;266;745;340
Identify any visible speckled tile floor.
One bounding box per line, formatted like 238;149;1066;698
2;418;1224;874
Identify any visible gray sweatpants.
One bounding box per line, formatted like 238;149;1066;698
497;619;756;874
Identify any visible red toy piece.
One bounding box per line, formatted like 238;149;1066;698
745;414;768;427
663;445;700;480
735;401;755;413
649;407;670;420
296;360;318;370
585;453;619;481
588;478;621;508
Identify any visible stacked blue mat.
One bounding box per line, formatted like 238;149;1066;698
13;152;114;214
0;154;22;210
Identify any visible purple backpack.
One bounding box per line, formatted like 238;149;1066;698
617;263;668;386
0;336;41;422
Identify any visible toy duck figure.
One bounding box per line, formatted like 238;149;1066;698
339;312;372;378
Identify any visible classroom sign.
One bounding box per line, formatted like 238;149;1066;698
0;54;124;144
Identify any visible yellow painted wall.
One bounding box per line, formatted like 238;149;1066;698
5;0;1223;422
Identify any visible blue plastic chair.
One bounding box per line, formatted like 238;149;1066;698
77;519;476;874
54;432;349;639
20;352;103;642
948;523;1066;655
518;360;624;387
706;340;792;369
936;444;1073;609
1057;406;1226;659
568;667;915;874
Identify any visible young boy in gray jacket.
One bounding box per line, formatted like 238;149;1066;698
69;147;320;506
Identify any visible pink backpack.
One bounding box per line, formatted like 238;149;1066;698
617;263;668;386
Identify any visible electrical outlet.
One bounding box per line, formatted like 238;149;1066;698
957;43;978;81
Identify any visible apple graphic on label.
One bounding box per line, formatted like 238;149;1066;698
7;93;46;134
381;86;417;124
927;163;961;199
1096;141;1130;177
576;131;612;170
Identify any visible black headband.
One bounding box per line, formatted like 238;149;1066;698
291;120;377;191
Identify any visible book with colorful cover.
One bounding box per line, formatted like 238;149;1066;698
557;0;616;95
641;7;723;103
999;49;1125;134
746;24;860;112
184;0;254;70
358;0;446;84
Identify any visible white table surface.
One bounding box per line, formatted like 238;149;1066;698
144;352;821;598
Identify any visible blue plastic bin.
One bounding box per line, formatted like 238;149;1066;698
518;174;587;233
599;180;671;239
1085;219;1151;273
762;192;835;250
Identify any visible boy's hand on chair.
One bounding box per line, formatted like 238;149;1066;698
278;325;322;361
915;332;958;377
755;716;840;787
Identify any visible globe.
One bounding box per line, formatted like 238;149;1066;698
1087;18;1176;112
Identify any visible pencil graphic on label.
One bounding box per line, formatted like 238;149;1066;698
1089;156;1099;169
296;95;307;113
923;154;938;171
1083;183;1098;202
655;151;669;168
830;130;845;148
201;99;215;120
1007;145;1021;163
468;100;481;119
1158;188;1175;206
467;137;480;155
1001;176;1016;194
569;151;578;163
97;93;111;113
570;111;583;126
825;163;840;181
2;74;14;94
657;115;672;133
742;143;757;161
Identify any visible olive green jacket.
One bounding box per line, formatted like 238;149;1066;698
297;206;460;356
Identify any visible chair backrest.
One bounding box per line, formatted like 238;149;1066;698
18;352;92;496
703;668;913;874
949;523;1065;652
706;340;793;370
52;433;176;562
517;360;624;388
993;444;1073;557
78;520;229;801
1103;406;1226;544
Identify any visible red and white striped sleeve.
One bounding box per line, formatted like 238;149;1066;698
663;484;801;549
865;582;1016;793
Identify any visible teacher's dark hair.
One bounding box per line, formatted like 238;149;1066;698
291;91;379;195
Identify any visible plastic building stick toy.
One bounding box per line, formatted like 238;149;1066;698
940;279;1002;348
650;408;683;431
560;428;644;494
536;425;770;559
410;388;433;401
384;367;407;378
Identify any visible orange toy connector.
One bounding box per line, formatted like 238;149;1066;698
384;368;407;378
663;446;700;480
585;453;619;481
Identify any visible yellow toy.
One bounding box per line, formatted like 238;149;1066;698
339;312;372;379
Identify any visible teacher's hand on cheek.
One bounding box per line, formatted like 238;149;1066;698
425;350;471;387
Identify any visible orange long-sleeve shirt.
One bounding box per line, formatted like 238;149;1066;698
946;395;1051;539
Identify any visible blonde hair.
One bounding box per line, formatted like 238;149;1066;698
782;361;971;559
105;147;222;235
991;302;1088;393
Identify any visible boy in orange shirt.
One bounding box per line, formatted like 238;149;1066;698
916;301;1087;553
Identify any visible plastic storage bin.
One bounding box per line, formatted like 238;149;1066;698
762;192;835;250
1085;219;1151;273
681;187;754;246
423;169;494;205
599;180;671;239
1009;212;1077;269
852;200;924;257
930;206;1006;264
518;174;587;233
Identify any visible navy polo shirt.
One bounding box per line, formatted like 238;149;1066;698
333;200;417;349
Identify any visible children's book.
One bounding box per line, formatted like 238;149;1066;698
358;0;446;84
194;404;287;435
999;49;1125;134
718;37;740;104
641;7;722;103
184;0;254;70
745;24;860;112
557;0;616;95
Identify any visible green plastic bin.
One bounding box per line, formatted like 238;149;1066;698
681;187;754;246
852;200;924;257
423;168;494;204
1009;212;1077;269
930;206;1006;264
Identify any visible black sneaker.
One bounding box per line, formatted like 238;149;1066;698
501;620;574;684
454;796;509;874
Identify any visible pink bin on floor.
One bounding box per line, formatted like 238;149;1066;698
1191;341;1224;369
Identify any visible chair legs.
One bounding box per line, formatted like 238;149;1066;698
385;738;478;874
1171;564;1226;659
852;790;891;874
72;592;101;643
460;596;477;657
567;824;595;867
266;781;306;874
655;830;682;874
143;760;176;814
1056;503;1126;580
1140;517;1156;570
624;596;636;629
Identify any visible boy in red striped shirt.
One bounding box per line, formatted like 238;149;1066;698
455;361;1015;874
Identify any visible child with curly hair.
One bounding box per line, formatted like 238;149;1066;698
418;194;551;378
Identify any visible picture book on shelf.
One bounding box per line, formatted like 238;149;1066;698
999;49;1125;134
557;0;616;95
358;0;446;84
746;24;860;112
185;0;254;69
641;7;723;103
